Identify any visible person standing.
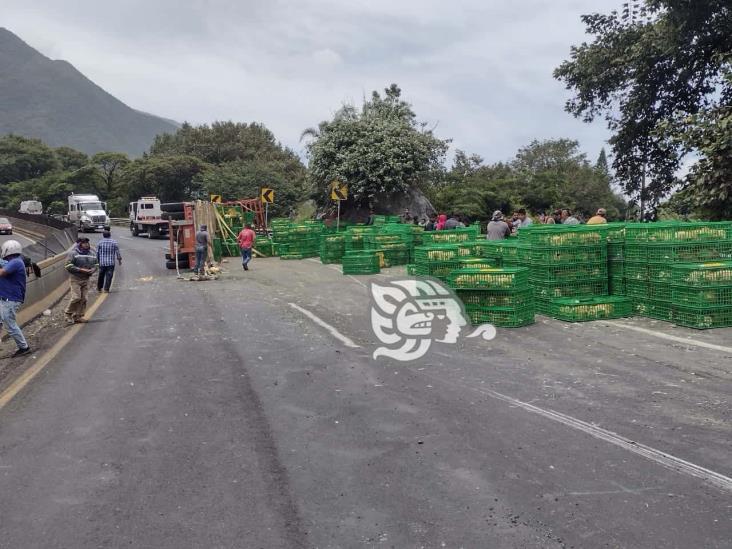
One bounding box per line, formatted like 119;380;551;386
587;208;608;225
237;223;257;271
96;230;122;292
0;240;31;356
64;237;98;325
516;208;533;228
195;225;209;275
486;211;512;240
561;209;581;225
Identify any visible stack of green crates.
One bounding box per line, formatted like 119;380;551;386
607;223;626;295
276;222;323;260
319;234;345;264
413;245;461;281
521;225;609;315
447;267;534;327
255;237;276;257
671;261;732;329
342;250;381;275
625;222;732;322
344;226;375;252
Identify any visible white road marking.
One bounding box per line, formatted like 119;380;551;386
420;371;732;494
288;303;360;348
605;321;732;354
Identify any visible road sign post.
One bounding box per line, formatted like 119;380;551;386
260;188;274;230
329;181;348;231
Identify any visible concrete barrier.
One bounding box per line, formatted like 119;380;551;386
0;210;77;260
17;252;71;326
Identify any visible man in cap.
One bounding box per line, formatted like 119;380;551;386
486;210;511;240
587;208;608;225
64;237;98;325
0;240;31;356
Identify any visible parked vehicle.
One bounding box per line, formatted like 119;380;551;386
129;197;169;238
0;218;13;235
67;194;110;232
19;200;43;215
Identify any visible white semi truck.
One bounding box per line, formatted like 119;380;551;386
129;196;169;238
19;200;43;215
67;194;110;232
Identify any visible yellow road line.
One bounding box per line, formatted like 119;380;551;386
0;292;108;410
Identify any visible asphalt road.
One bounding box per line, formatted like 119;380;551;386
0;231;35;252
0;233;730;548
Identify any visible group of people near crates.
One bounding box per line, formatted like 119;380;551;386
193;223;256;274
485;207;608;241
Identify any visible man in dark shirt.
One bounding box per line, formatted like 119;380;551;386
195;225;209;275
0;240;31;356
64;237;98;325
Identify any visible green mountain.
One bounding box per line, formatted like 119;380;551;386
0;28;178;156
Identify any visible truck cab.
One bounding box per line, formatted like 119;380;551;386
129;197;169;238
67;194;110;232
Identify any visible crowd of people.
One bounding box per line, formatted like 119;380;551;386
382;206;609;241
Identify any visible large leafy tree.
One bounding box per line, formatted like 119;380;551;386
0;135;60;184
120;155;207;204
303;84;449;208
554;0;732;216
92;152;130;199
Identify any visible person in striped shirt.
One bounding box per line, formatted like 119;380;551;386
96;231;122;292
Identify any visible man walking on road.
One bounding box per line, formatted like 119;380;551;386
64;237;98;325
0;240;31;356
96;230;122;292
195;225;208;275
237;223;256;271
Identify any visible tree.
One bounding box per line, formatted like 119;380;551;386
119;155;207;204
0;135;60;184
54;147;89;171
92;152;130;199
303;84;449;208
554;0;732;215
149;121;301;167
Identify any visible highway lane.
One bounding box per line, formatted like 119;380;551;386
0;234;729;548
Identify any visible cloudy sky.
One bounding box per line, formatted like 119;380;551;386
4;0;622;165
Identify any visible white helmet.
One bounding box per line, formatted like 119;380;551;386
1;240;23;258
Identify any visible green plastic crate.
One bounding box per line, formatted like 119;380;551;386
521;225;609;246
414;245;460;262
406;264;417;276
458;258;497;269
624;222;730;243
671;285;732;307
447;267;530;291
548;296;633;322
532;279;608;300
342;252;381;274
421;227;479;245
633;299;674;322
608;242;625;261
457;289;533;309
530;245;607;263
672;305;732;329
670;261;732;287
414;260;462;280
529;261;607;283
464;305;535;328
625;241;729;263
608;259;624;277
626;281;672;301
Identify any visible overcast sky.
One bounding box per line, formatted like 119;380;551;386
4;0;622;165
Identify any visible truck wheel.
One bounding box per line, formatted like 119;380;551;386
131;224;140;236
165;252;188;261
161;202;185;213
147;227;158;239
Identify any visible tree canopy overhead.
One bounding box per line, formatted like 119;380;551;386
554;0;732;216
303;84;449;208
